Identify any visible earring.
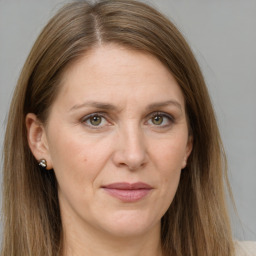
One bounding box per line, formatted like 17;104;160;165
38;159;47;169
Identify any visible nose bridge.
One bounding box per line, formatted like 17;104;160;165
125;122;144;154
114;120;147;170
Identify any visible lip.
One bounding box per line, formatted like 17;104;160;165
101;182;153;202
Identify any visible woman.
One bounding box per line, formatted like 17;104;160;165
1;0;255;255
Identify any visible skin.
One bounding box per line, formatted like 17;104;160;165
27;44;192;256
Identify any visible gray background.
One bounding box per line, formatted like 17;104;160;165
0;0;255;241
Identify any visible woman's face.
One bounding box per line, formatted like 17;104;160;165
35;45;192;238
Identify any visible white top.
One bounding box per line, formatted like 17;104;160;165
235;241;256;256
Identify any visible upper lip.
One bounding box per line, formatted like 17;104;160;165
102;182;153;190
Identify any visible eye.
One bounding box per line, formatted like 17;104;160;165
89;115;102;126
147;112;174;127
151;115;164;125
82;113;109;128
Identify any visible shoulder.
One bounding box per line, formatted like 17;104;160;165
235;241;256;256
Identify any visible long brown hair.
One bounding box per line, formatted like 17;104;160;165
2;0;234;255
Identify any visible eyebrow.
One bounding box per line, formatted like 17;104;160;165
69;101;118;112
146;100;182;112
69;100;182;112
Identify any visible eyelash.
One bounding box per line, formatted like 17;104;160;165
81;111;175;129
146;112;175;128
81;112;109;129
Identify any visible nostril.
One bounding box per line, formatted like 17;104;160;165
117;155;147;171
112;150;148;170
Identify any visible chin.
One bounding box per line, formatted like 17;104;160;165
98;210;160;238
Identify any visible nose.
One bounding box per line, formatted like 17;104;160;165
112;125;148;171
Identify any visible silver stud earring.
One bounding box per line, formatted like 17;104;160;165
38;159;47;169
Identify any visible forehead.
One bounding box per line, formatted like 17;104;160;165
57;44;185;109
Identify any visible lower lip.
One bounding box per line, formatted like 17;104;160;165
103;188;151;202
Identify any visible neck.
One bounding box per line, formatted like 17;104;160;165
61;220;162;256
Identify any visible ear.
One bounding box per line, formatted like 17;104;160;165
182;135;193;169
26;113;53;170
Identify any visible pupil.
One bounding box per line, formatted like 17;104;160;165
91;116;101;125
153;116;163;125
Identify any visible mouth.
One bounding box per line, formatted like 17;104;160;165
101;182;153;202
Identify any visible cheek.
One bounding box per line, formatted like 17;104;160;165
151;136;188;171
47;132;114;218
149;136;186;206
46;128;113;193
48;125;110;167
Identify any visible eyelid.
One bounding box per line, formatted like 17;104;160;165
147;111;174;120
80;111;175;129
81;111;105;120
81;112;111;129
145;111;175;126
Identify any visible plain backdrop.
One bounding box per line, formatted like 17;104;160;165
0;0;255;241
